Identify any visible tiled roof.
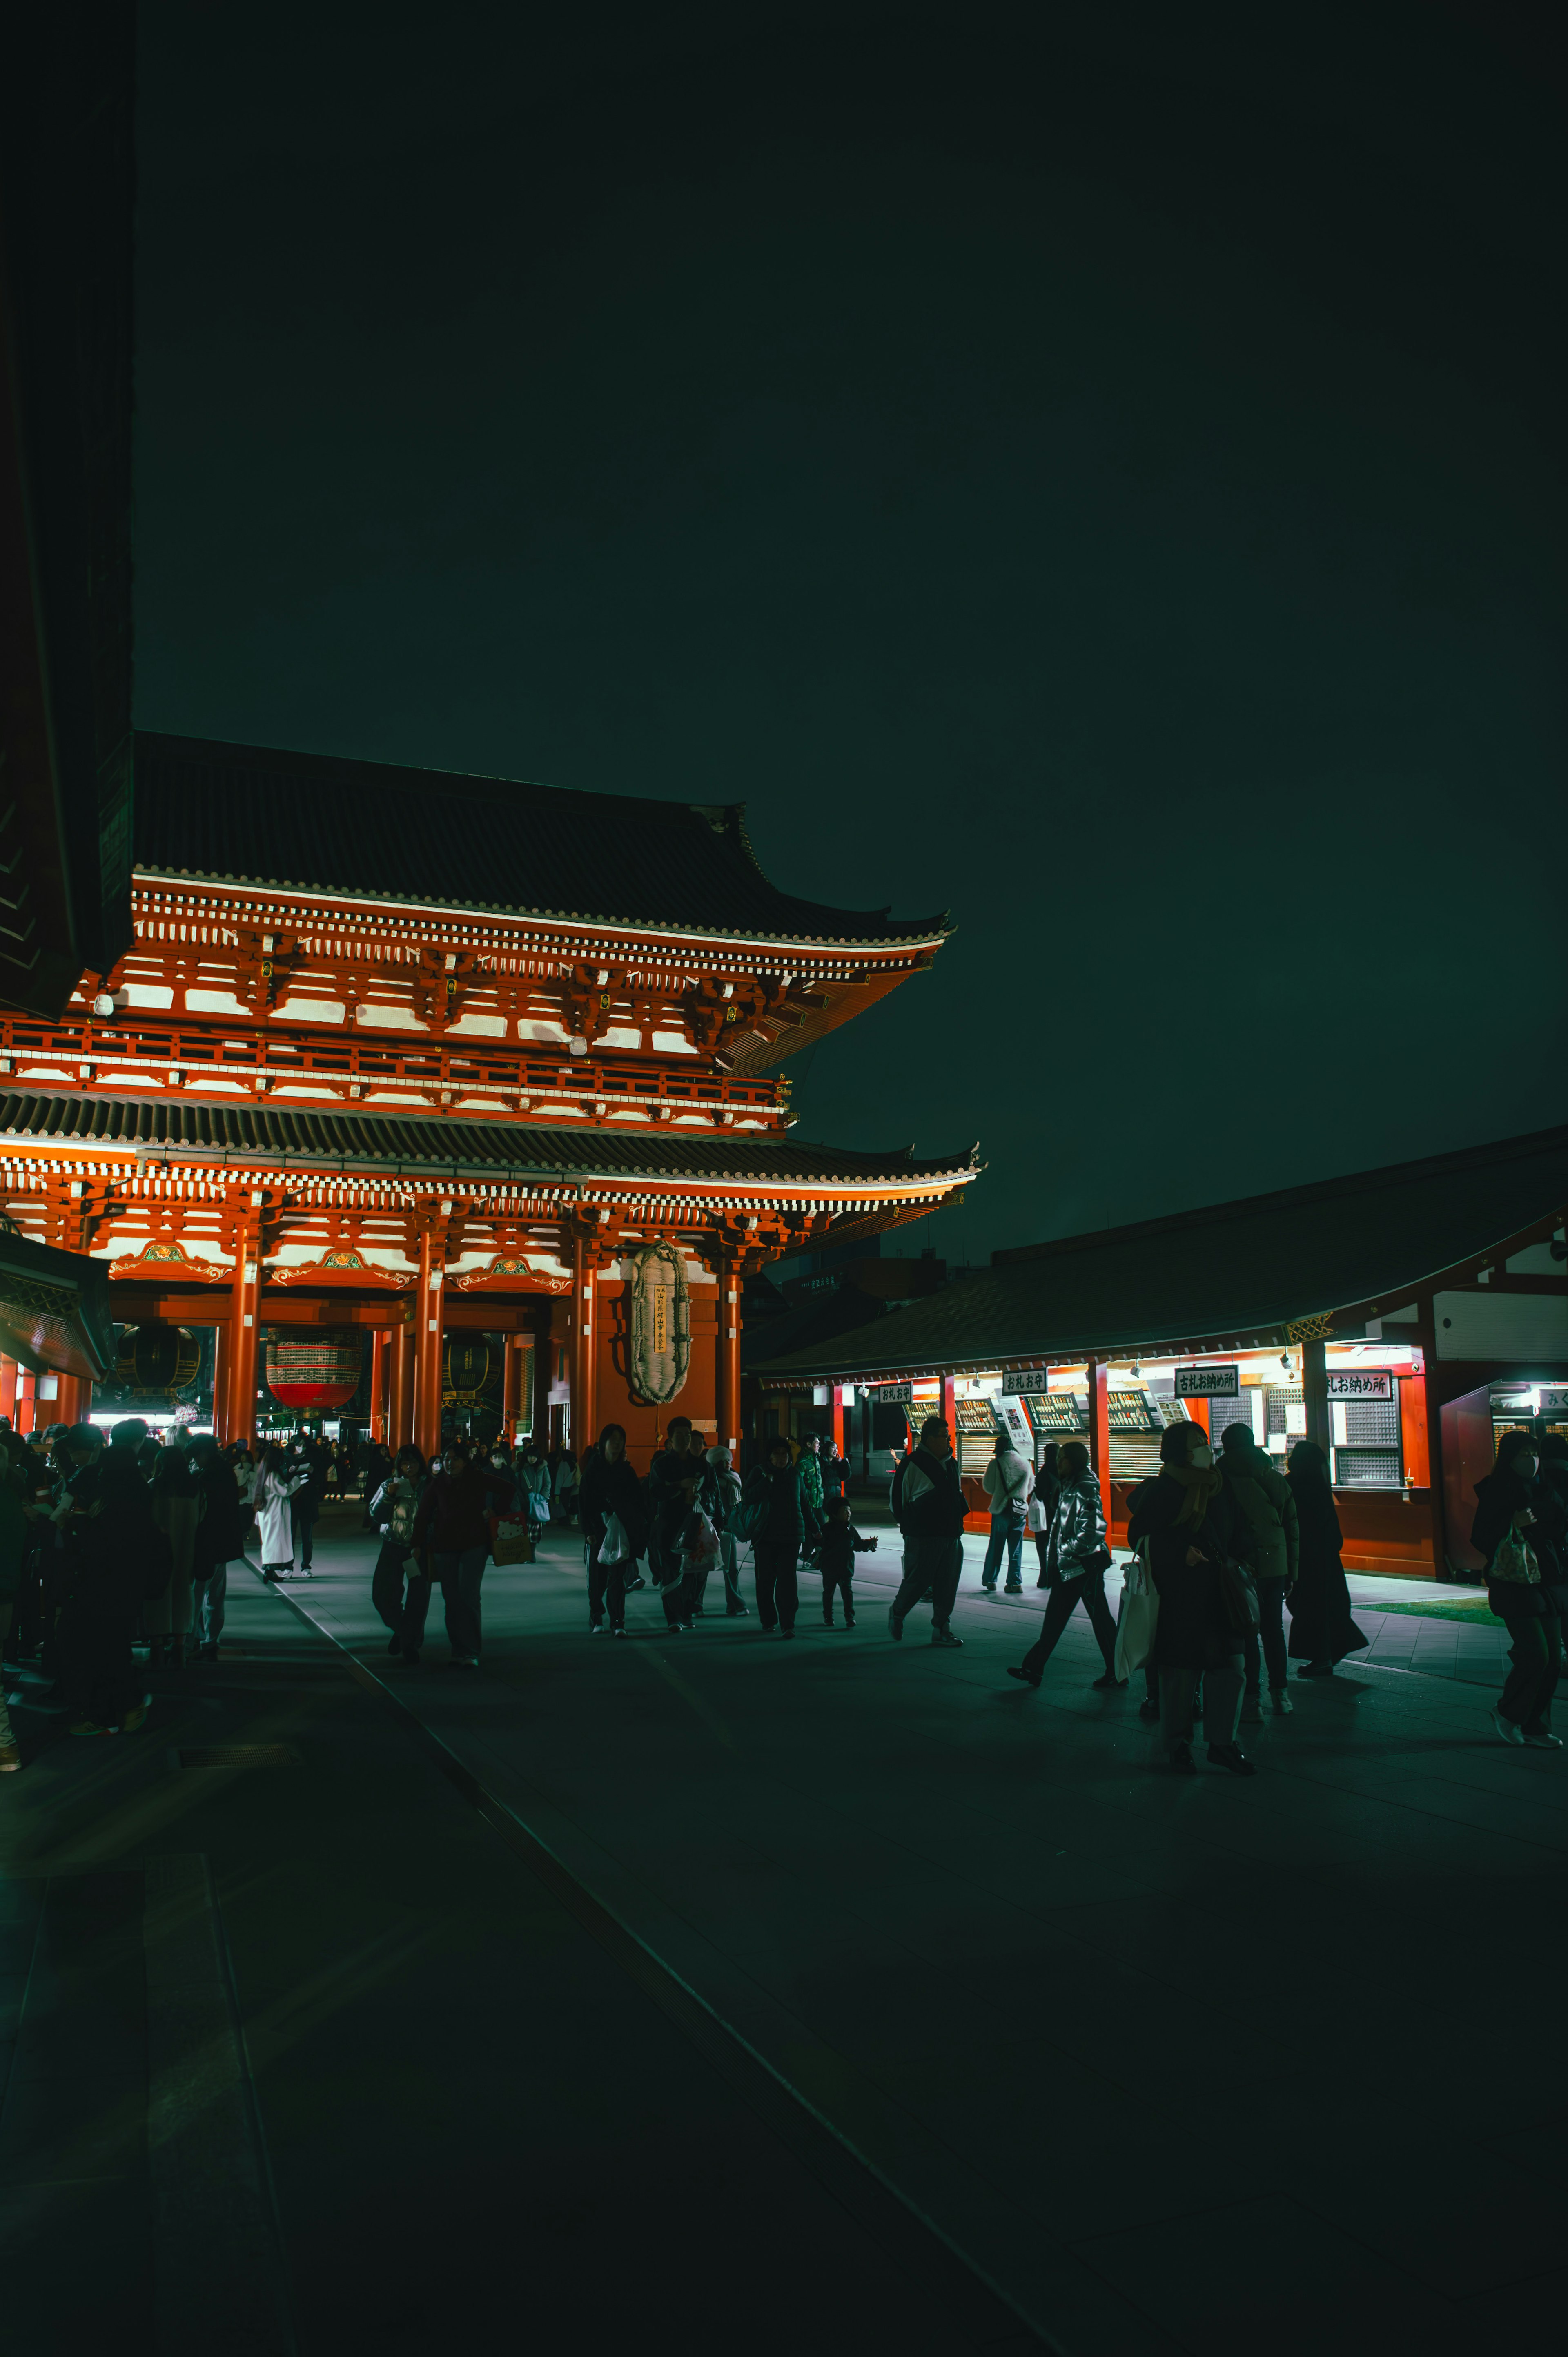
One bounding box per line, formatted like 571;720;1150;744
131;732;949;949
0;1093;978;1190
753;1125;1568;1376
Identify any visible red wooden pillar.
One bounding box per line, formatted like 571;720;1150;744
1301;1336;1331;1461
1414;1299;1448;1577
831;1382;846;1458
55;1372;89;1426
717;1258;742;1454
533;1311;555;1443
940;1372;957;1441
1086;1356;1110;1504
0;1358;16;1426
390;1322;415;1452
370;1330;389;1444
414;1224;445;1463
502;1333;521;1441
570;1238;599;1452
211;1322;228;1441
226;1237;264;1445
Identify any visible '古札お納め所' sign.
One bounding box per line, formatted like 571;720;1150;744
1174;1364;1240;1399
1326;1370;1394;1401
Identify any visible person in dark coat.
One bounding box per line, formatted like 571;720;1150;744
887;1416;967;1648
189;1436;247;1662
59;1424;159;1736
1007;1441;1120;1689
817;1493;876;1626
742;1436;806;1637
369;1445;428;1659
1030;1443;1061;1587
1285;1441;1366;1677
1127;1418;1257;1775
1471;1431;1566;1748
579;1424;646;1636
409;1443;512;1668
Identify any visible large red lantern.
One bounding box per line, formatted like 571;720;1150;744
265;1328;363;1410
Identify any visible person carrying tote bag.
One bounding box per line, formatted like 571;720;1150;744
1004;1441;1121;1691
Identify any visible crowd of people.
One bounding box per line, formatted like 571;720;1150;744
1;1404;1559;1774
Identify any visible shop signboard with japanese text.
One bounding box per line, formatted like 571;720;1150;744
1174;1364;1240;1399
1327;1371;1394;1401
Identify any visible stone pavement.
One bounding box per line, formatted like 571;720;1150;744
3;1502;1564;2357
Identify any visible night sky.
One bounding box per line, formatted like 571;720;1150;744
134;2;1566;1264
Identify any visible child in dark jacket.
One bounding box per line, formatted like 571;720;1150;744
818;1495;876;1627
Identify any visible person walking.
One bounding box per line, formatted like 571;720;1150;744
369;1445;428;1657
887;1416;966;1648
1471;1431;1566;1748
290;1432;330;1571
189;1436;247;1662
702;1444;750;1616
553;1445;580;1526
1127;1418;1258;1775
819;1494;876;1626
980;1429;1031;1592
819;1435;849;1507
58;1423;159;1736
1218;1421;1301;1722
743;1435;807;1637
646;1417;714;1582
579;1424;645;1636
410;1442;511;1668
1006;1440;1121;1688
795;1432;825;1530
1029;1443;1061;1586
1284;1441;1366;1677
0;1454;29;1768
146;1432;203;1668
254;1444;307;1582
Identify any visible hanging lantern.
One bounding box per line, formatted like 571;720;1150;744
112;1322;202;1398
443;1336;500;1407
265;1327;363;1409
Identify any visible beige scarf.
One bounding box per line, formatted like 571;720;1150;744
1163;1458;1224;1530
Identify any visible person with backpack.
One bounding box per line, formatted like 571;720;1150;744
887;1416;967;1648
579;1424;646;1636
369;1444;429;1657
1218;1420;1301;1722
290;1432;330;1571
741;1435;809;1637
1471;1430;1566;1748
1127;1418;1258;1775
189;1436;247;1662
703;1444;750;1616
659;1468;721;1632
980;1429;1032;1592
1005;1441;1120;1689
818;1493;876;1627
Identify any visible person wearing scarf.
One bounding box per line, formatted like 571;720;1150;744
1127;1418;1258;1775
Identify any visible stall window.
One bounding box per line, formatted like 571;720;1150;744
1332;1395;1401;1487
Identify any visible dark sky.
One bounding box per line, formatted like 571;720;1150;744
134;2;1566;1264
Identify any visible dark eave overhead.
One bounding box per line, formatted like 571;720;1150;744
753;1125;1568;1379
0;1093;978;1191
131;732;949;953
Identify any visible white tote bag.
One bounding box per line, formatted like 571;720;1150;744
1114;1542;1160;1681
1026;1495;1049;1534
599;1511;629;1566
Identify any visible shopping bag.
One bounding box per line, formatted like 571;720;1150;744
1114;1543;1160;1680
492;1517;535;1566
599;1511;630;1567
526;1490;553;1527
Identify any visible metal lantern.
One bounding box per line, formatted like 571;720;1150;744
442;1336;500;1407
111;1322;202;1398
265;1328;363;1410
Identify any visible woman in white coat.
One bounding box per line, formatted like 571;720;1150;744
254;1443;307;1582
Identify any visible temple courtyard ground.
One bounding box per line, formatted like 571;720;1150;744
3;1502;1565;2356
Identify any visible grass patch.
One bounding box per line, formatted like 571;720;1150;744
1360;1597;1504;1625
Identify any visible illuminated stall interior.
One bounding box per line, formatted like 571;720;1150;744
754;1127;1568;1575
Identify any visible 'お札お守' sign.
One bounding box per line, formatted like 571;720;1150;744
1326;1370;1394;1400
873;1380;913;1403
1174;1364;1240;1399
1000;1370;1050;1396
